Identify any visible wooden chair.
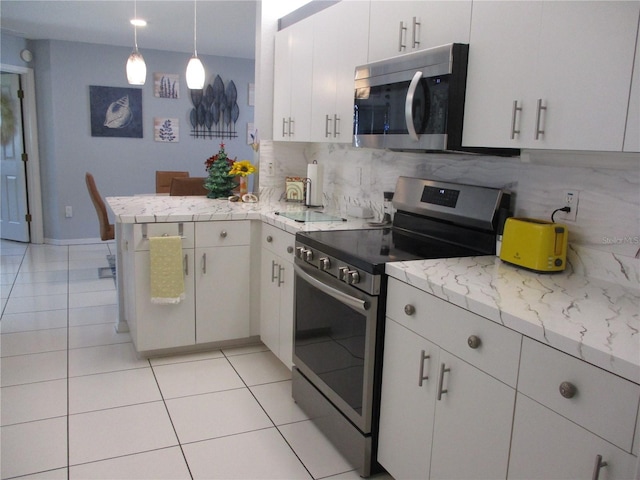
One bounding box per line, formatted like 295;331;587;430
85;172;115;241
156;170;189;194
169;177;209;196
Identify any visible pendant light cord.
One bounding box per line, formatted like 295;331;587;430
133;0;139;50
193;0;198;57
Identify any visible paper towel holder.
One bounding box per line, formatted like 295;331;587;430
304;177;324;208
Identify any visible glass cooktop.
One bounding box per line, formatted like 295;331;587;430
297;228;483;274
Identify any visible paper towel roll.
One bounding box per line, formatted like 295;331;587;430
306;162;324;206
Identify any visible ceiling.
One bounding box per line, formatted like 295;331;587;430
0;1;258;60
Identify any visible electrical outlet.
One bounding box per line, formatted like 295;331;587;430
65;206;73;218
561;190;579;222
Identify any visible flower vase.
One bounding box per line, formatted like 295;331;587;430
239;176;248;195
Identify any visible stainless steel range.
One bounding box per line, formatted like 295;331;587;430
291;176;511;477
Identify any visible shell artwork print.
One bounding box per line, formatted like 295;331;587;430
89;85;143;138
103;96;133;129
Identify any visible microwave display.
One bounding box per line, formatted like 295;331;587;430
354;75;450;137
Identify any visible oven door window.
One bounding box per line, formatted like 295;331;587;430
354;74;449;136
294;269;378;431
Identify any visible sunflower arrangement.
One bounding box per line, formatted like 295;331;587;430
229;160;256;177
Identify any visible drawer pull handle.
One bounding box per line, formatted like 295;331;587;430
287;246;294;254
592;455;608;480
266;235;273;243
418;350;430;386
404;304;416;316
202;253;207;274
559;381;577;399
467;335;481;349
437;363;450;400
220;230;227;238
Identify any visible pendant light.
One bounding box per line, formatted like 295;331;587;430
126;0;146;85
186;0;205;89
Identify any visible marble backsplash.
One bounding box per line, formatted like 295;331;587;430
257;140;640;288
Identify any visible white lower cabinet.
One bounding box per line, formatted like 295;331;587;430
259;224;295;368
124;221;252;353
379;278;521;479
508;337;640;479
509;394;638;480
194;221;251;344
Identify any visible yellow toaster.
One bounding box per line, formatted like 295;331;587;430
499;217;568;273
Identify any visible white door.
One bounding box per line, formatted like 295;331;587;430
1;72;30;242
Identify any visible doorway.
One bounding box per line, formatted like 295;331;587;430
0;64;43;244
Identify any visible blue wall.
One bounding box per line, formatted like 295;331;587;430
5;34;255;241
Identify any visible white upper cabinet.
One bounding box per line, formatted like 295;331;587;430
368;1;472;62
272;19;314;142
463;1;640;151
310;1;370;143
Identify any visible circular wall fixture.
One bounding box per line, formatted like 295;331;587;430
20;49;33;62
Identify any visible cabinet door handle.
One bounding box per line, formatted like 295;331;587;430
404;304;416;316
282;118;288;138
437;362;450;400
184;254;189;276
266;235;273;243
202;253;207;274
412;16;421;48
418;350;430;386
289;117;294;136
510;100;522;139
591;455;608;480
325;114;332;138
220;230;227;239
535;98;547;140
278;265;285;287
398;20;407;51
333;114;339;137
271;260;278;283
287;246;294;254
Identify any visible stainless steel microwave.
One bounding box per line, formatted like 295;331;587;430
353;43;469;152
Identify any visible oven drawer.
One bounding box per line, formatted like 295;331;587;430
518;337;640;452
262;223;295;260
386;278;521;387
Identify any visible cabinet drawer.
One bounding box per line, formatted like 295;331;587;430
132;222;194;251
386;278;521;387
195;221;250;247
518;337;640;452
262;223;295;260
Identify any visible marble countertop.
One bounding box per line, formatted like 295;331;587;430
105;195;375;234
386;257;640;384
106;195;639;384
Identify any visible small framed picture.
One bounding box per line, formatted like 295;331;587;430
90;85;142;138
154;73;179;99
154;118;179;142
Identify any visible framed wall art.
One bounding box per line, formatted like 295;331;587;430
154;118;179;142
89;86;142;138
154;73;179;99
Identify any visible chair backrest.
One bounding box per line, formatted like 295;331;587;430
156;171;189;194
85;173;115;241
169;177;209;196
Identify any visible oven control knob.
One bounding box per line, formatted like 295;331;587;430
319;257;331;271
339;267;349;282
347;270;360;285
295;247;305;259
304;249;314;262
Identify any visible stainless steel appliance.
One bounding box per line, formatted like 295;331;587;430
292;176;511;477
353;43;469;152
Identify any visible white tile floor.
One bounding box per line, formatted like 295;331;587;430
0;240;392;480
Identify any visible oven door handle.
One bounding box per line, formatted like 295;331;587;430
294;264;370;313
